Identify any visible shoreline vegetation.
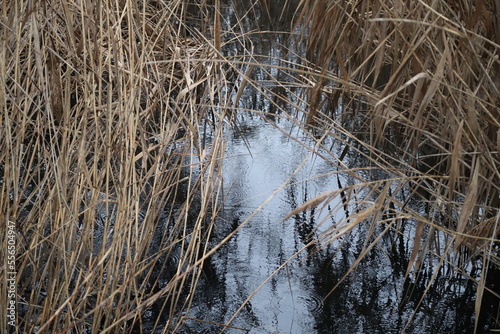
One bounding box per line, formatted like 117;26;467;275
1;0;498;333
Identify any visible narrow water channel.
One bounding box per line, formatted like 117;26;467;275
193;113;341;333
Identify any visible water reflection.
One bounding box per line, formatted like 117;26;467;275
155;1;495;333
175;2;492;333
183;106;483;333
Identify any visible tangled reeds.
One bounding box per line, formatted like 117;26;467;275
1;0;228;332
295;0;499;330
1;0;499;332
299;0;499;224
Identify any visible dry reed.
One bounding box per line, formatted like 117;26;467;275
1;0;228;333
1;0;499;332
293;0;499;330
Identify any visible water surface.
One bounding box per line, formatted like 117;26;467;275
174;2;487;332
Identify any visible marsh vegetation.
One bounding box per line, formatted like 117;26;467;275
1;0;499;333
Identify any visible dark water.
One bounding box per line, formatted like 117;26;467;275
180;112;481;334
161;1;494;333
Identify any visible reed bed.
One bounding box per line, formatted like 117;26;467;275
292;0;500;330
1;0;499;332
1;0;229;333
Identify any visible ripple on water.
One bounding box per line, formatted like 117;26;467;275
298;292;324;314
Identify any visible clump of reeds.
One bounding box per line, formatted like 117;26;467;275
294;0;499;329
0;0;228;332
2;0;499;332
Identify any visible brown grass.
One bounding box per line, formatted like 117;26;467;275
1;0;228;333
294;0;500;330
1;0;499;332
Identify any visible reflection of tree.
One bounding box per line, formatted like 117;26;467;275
280;170;483;332
286;178;320;263
304;221;481;333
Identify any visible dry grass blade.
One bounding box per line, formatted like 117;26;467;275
456;156;480;248
282;189;341;221
405;220;425;280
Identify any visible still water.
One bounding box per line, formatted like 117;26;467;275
177;51;480;334
180;112;480;334
174;2;486;333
